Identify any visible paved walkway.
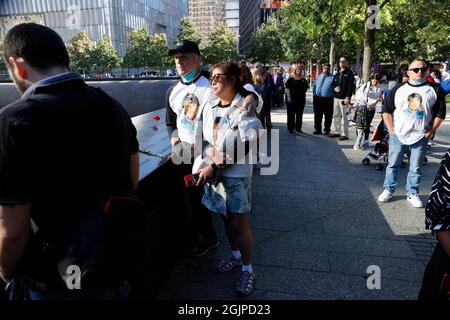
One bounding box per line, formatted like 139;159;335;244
158;91;450;300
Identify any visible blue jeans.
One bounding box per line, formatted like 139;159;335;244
383;134;428;195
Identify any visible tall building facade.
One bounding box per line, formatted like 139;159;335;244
239;0;289;55
225;0;239;34
0;0;188;57
188;0;225;41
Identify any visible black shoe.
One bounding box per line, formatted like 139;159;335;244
289;130;294;133
313;131;321;135
324;131;330;136
296;130;303;134
190;239;219;257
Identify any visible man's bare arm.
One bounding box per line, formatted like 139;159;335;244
437;230;450;257
0;203;31;282
382;113;395;135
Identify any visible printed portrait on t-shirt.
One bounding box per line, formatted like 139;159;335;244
180;93;200;133
403;93;424;120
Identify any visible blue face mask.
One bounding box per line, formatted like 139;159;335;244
409;78;427;85
180;68;198;83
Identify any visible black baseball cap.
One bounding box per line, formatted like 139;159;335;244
168;40;201;56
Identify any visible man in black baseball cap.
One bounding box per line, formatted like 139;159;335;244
166;39;219;257
168;40;201;56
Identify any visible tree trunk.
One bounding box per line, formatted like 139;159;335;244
362;0;377;83
329;31;336;72
356;47;362;77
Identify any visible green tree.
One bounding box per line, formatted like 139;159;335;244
202;22;240;65
122;28;151;69
176;17;202;47
68;30;93;74
0;43;6;72
247;18;285;65
149;33;172;69
91;36;120;74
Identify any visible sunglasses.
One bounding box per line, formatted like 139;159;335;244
409;67;427;73
209;74;227;84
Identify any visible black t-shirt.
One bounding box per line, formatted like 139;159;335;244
286;77;309;101
0;77;139;242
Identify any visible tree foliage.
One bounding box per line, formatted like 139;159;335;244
67;30;92;73
0;43;6;72
91;36;120;74
247;0;449;75
122;28;152;69
247;18;285;65
202;22;240;65
176;17;202;47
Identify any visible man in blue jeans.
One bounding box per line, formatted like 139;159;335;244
378;59;446;207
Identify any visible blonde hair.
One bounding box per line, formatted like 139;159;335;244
252;68;263;84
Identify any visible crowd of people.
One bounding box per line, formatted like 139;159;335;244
1;22;450;301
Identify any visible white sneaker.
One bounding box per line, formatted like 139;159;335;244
353;145;359;150
378;190;393;203
407;194;424;208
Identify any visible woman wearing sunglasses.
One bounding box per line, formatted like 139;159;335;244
194;62;262;297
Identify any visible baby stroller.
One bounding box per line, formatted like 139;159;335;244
362;120;427;171
362;120;389;170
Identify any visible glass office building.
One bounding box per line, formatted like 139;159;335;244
0;0;188;57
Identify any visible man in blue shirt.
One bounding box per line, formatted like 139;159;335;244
313;64;334;135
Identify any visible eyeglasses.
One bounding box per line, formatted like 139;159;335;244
409;67;427;73
209;74;226;84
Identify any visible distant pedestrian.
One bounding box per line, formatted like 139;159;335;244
312;63;334;135
285;64;309;133
329;57;355;140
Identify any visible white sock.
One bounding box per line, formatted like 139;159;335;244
231;250;241;259
242;264;253;273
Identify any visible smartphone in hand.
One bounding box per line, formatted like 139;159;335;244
439;273;450;297
184;173;200;187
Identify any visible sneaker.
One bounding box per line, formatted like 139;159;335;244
324;131;331;136
215;255;243;273
190;239;219;257
378;190;393;203
353;145;359;150
313;131;321;135
329;133;340;138
407;194;424;208
339;136;349;141
236;271;256;297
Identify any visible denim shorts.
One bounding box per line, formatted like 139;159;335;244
202;177;252;215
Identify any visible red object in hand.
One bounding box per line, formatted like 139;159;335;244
153;115;161;121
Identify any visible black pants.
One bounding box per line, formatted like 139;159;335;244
181;164;217;246
364;109;376;140
313;96;333;133
419;241;450;301
259;97;273;130
287;98;305;132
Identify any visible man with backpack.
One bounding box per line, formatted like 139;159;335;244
0;23;140;299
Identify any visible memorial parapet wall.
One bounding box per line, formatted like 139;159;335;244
0;78;178;116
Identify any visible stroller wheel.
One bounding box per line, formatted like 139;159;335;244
375;164;384;171
424;156;428;163
362;158;370;165
401;161;407;168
